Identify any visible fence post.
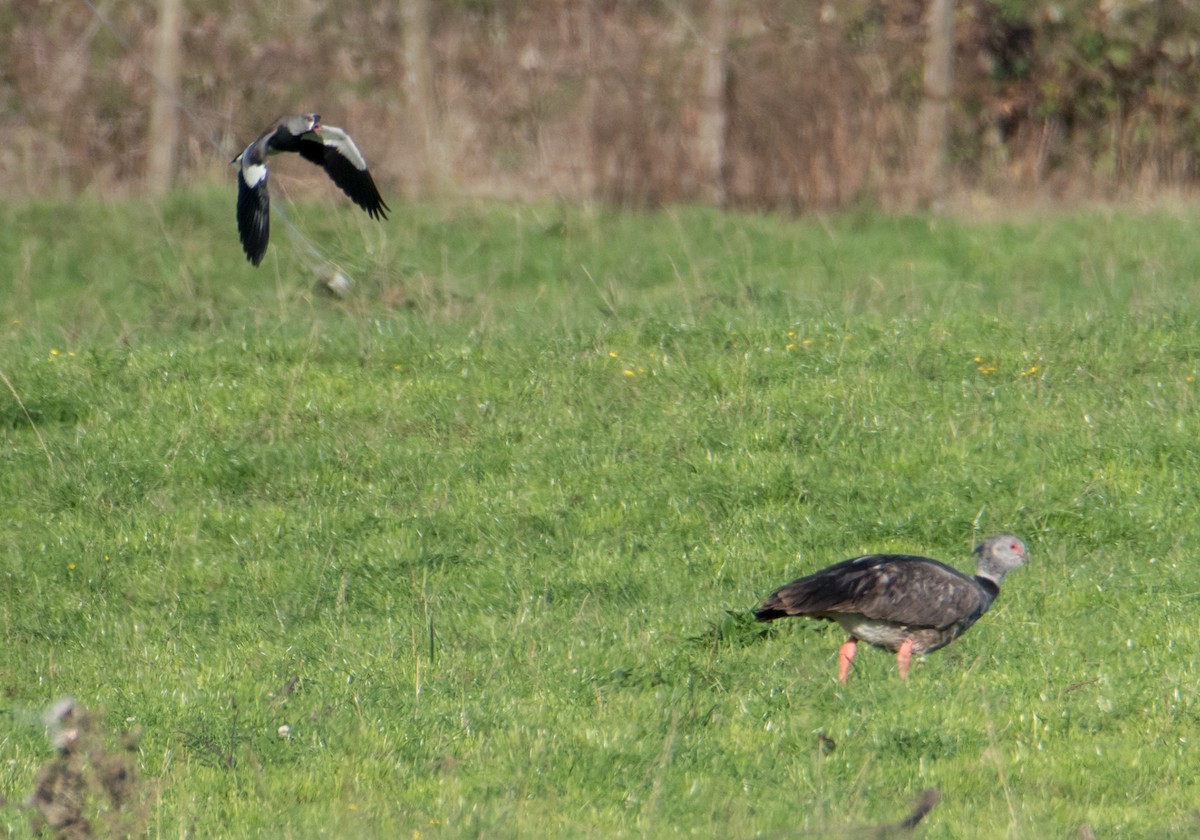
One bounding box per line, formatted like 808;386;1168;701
401;0;443;195
696;0;729;206
915;0;954;209
146;0;181;196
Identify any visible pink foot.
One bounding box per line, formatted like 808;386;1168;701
837;638;858;683
896;638;914;680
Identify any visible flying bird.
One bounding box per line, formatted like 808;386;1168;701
231;114;389;266
755;535;1027;682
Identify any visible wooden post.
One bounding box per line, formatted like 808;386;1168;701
401;0;442;194
696;0;730;206
915;0;955;209
146;0;181;196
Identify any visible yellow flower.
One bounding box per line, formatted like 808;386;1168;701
49;348;59;356
801;338;813;348
785;343;797;351
608;351;618;359
68;562;76;570
1020;364;1039;377
623;369;635;377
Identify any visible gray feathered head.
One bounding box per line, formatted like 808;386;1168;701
974;535;1027;584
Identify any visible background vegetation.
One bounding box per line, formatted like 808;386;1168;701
7;0;1200;209
2;194;1200;837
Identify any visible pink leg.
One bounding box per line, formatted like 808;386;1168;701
837;638;858;683
896;638;914;680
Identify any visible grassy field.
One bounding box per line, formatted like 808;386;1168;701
2;192;1200;838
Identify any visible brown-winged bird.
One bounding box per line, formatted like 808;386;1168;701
755;535;1027;682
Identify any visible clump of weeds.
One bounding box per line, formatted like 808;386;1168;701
8;698;150;839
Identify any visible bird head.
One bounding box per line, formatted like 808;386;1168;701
973;535;1027;584
276;114;321;139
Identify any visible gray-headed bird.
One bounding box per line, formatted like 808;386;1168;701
756;535;1027;682
231;114;389;266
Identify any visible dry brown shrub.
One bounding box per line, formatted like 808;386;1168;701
20;699;150;840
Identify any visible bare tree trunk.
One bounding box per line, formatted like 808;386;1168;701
145;0;181;196
696;0;729;206
401;0;443;195
915;0;954;209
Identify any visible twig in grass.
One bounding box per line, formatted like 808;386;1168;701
893;789;940;832
980;688;1019;828
0;367;54;466
429;613;436;665
228;696;238;770
176;729;229;768
1063;678;1099;695
638;703;681;823
580;264;619;318
756;788;940;839
176;696;240;769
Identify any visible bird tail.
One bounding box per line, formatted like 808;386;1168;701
754;596;792;622
755;575;855;622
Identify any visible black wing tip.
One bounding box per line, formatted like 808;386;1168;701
237;224;268;265
316;147;390;220
362;197;389;221
371;196;391;220
353;182;389;220
235;168;270;266
754;606;786;622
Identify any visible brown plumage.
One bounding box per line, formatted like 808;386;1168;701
755;535;1027;682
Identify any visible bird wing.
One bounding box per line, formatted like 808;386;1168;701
757;555;984;630
236;155;270;266
295;126;390;220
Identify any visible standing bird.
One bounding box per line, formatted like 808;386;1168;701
231;114;390;266
755;535;1027;682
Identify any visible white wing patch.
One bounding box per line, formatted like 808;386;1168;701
242;161;268;188
319;126;369;170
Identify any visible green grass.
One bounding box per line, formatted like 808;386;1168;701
2;192;1200;837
